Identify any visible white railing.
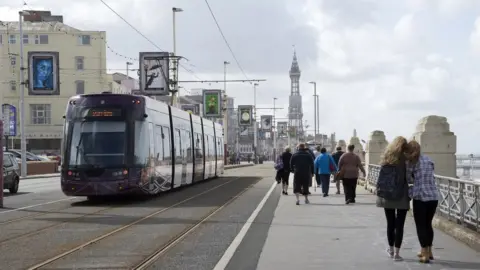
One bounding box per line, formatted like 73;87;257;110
366;164;480;233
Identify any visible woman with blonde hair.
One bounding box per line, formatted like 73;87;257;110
406;140;439;264
376;136;410;261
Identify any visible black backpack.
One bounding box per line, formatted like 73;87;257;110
376;164;405;200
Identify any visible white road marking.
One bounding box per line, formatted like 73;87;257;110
213;180;277;270
0;197;77;214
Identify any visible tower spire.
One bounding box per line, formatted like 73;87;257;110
290;45;300;75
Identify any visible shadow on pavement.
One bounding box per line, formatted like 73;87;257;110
33;176;261;225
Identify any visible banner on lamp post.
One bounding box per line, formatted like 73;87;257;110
260;115;272;131
238;105;253;126
202;89;222;118
277;122;288;137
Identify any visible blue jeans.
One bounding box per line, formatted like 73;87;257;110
319;174;330;195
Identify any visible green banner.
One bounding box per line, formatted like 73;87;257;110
202;89;222;118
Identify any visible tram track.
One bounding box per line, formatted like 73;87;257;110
26;177;243;270
132;182;252;270
0;204;78;226
0;206;115;245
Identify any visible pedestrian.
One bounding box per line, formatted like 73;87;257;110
375;136;410;261
314;147;338;197
338;144;365;203
406;140;439;263
331;146;345;194
278;147;293;195
290;143;314;205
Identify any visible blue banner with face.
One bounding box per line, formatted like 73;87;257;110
28;51;60;95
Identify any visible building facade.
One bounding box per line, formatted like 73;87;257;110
0;10;107;152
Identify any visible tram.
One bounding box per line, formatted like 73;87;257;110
60;93;224;199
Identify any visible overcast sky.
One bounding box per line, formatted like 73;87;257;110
1;0;480;153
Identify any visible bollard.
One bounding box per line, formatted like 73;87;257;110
0;120;3;208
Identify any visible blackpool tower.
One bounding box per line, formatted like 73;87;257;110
288;48;304;143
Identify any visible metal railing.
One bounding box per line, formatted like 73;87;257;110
366;164;480;233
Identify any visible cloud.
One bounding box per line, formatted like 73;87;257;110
0;0;479;153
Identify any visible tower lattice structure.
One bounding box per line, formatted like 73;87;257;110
288;49;304;142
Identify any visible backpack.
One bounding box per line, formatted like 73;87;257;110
376;164;405;200
274;155;284;171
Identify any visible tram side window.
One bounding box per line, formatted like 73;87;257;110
184;130;192;162
208;135;214;161
195;133;203;159
174;128;181;164
154;125;164;162
162;126;172;163
148;123;155;160
217;137;223;160
134;121;150;165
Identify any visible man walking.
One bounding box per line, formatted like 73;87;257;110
290;143;314;205
338;144;366;204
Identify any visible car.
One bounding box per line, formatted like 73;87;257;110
3;152;20;194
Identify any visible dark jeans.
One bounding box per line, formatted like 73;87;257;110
318;174;330;195
384;208;408;248
413;200;438;247
342;178;358;202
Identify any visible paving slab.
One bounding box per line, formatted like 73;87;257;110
256;176;480;270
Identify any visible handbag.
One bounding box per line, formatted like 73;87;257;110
329;156;336;172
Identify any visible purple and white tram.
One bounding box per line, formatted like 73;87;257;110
60;93;225;199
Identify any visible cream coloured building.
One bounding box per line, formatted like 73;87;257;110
0;10;108;152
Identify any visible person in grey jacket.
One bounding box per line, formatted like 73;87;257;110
376;136;410;261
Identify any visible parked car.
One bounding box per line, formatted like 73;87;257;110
6;149;43;162
3;152;20;194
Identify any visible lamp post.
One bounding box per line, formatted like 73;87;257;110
171;7;183;107
309;81;317;141
253;83;258;163
222;61;230;164
19;10;30;178
273;97;277;160
126;61;132;78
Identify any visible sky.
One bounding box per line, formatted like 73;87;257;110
0;0;479;154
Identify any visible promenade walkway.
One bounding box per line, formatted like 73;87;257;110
256;177;480;270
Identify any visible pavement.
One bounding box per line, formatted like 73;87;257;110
0;163;478;269
254;175;480;270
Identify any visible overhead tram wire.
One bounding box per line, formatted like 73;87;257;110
203;0;251;83
98;0;202;80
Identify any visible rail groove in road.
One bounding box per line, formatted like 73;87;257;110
26;177;246;270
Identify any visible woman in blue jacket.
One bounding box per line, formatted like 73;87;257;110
314;148;338;197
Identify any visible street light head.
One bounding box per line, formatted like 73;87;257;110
172;7;183;12
224;61;230;65
19;10;31;16
309;81;315;84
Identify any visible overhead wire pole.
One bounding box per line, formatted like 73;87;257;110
309;81;317;140
253;83;258;163
19;10;29;178
171;7;183;107
222;61;230;164
273;97;277;161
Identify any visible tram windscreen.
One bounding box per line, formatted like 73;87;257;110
68;121;126;167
